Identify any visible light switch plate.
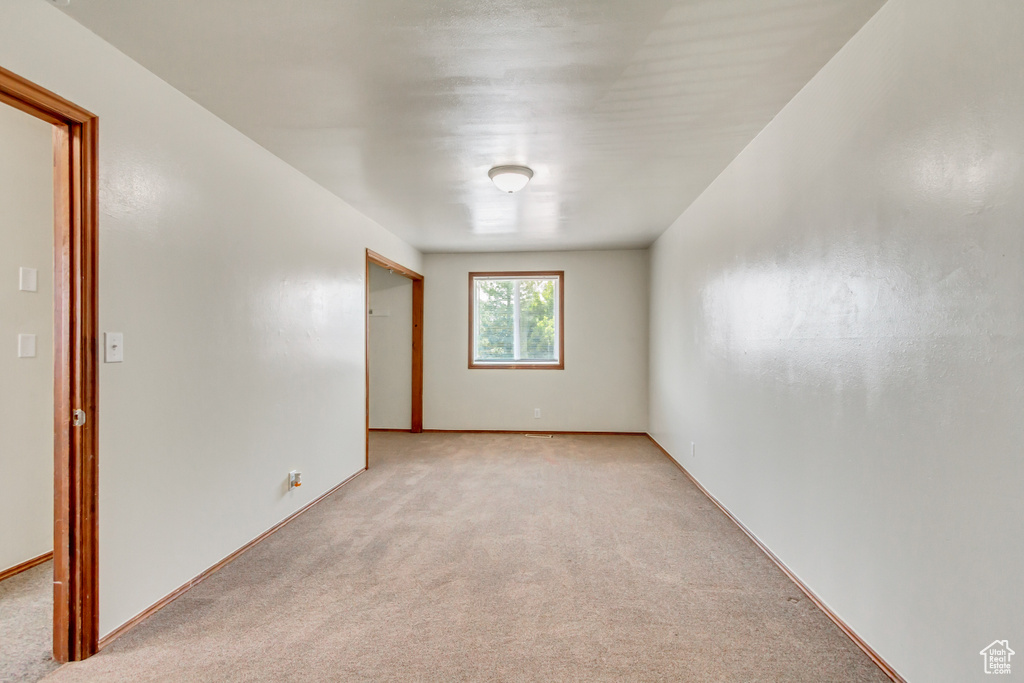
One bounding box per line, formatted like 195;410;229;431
104;332;124;363
19;267;38;292
18;334;37;358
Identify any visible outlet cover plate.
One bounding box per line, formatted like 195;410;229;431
19;267;38;292
18;334;37;358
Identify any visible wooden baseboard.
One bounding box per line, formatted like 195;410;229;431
0;551;53;583
421;429;647;436
98;468;366;650
645;435;905;683
92;431;902;682
369;428;412;433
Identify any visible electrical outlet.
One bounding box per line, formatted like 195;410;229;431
288;470;302;488
534;408;541;419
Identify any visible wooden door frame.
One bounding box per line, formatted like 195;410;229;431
0;66;99;662
365;250;423;466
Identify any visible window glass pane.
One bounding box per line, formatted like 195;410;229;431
475;279;515;360
518;279;556;360
471;272;561;367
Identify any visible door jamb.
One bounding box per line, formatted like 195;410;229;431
0;66;100;662
365;249;423;468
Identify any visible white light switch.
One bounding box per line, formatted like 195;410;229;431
18;334;37;358
19;267;38;292
104;332;124;363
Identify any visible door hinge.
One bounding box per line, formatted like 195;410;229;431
72;409;87;427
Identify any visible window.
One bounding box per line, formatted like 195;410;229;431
469;271;564;369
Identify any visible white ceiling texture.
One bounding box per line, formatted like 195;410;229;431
59;0;885;252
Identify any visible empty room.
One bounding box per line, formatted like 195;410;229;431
0;0;1021;681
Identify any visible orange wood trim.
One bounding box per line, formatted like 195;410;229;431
645;434;905;683
0;551;54;583
0;90;65;126
364;255;371;469
366;249;424;281
369;428;413;433
1;65;100;663
468;271;564;370
422;429;646;436
557;273;565;368
366;250;424;458
98;468;366;650
76;112;100;663
52;122;73;663
411;278;424;433
467;271;564;278
467;272;472;370
469;363;564;370
0;69;94;124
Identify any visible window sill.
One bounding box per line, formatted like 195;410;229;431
469;361;564;370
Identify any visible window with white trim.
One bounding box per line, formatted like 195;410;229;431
469;271;563;369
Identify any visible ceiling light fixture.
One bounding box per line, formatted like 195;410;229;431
488;165;534;193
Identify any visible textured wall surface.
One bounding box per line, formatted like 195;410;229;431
0;0;420;635
0;104;53;572
424;250;648;432
648;1;1024;680
369;264;413;430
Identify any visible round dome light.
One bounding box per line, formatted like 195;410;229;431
488;165;534;193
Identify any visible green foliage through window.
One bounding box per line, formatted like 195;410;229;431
473;275;559;364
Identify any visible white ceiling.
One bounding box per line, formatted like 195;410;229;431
60;0;884;253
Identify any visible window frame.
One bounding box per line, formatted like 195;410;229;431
468;270;564;370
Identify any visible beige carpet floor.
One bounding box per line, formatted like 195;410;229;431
42;433;889;682
0;560;61;683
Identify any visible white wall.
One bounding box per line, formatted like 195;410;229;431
648;1;1024;681
0;0;420;635
368;264;412;429
424;250;648;432
0;103;53;573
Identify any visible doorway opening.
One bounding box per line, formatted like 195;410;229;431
0;66;100;662
365;250;423;468
0;92;59;683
